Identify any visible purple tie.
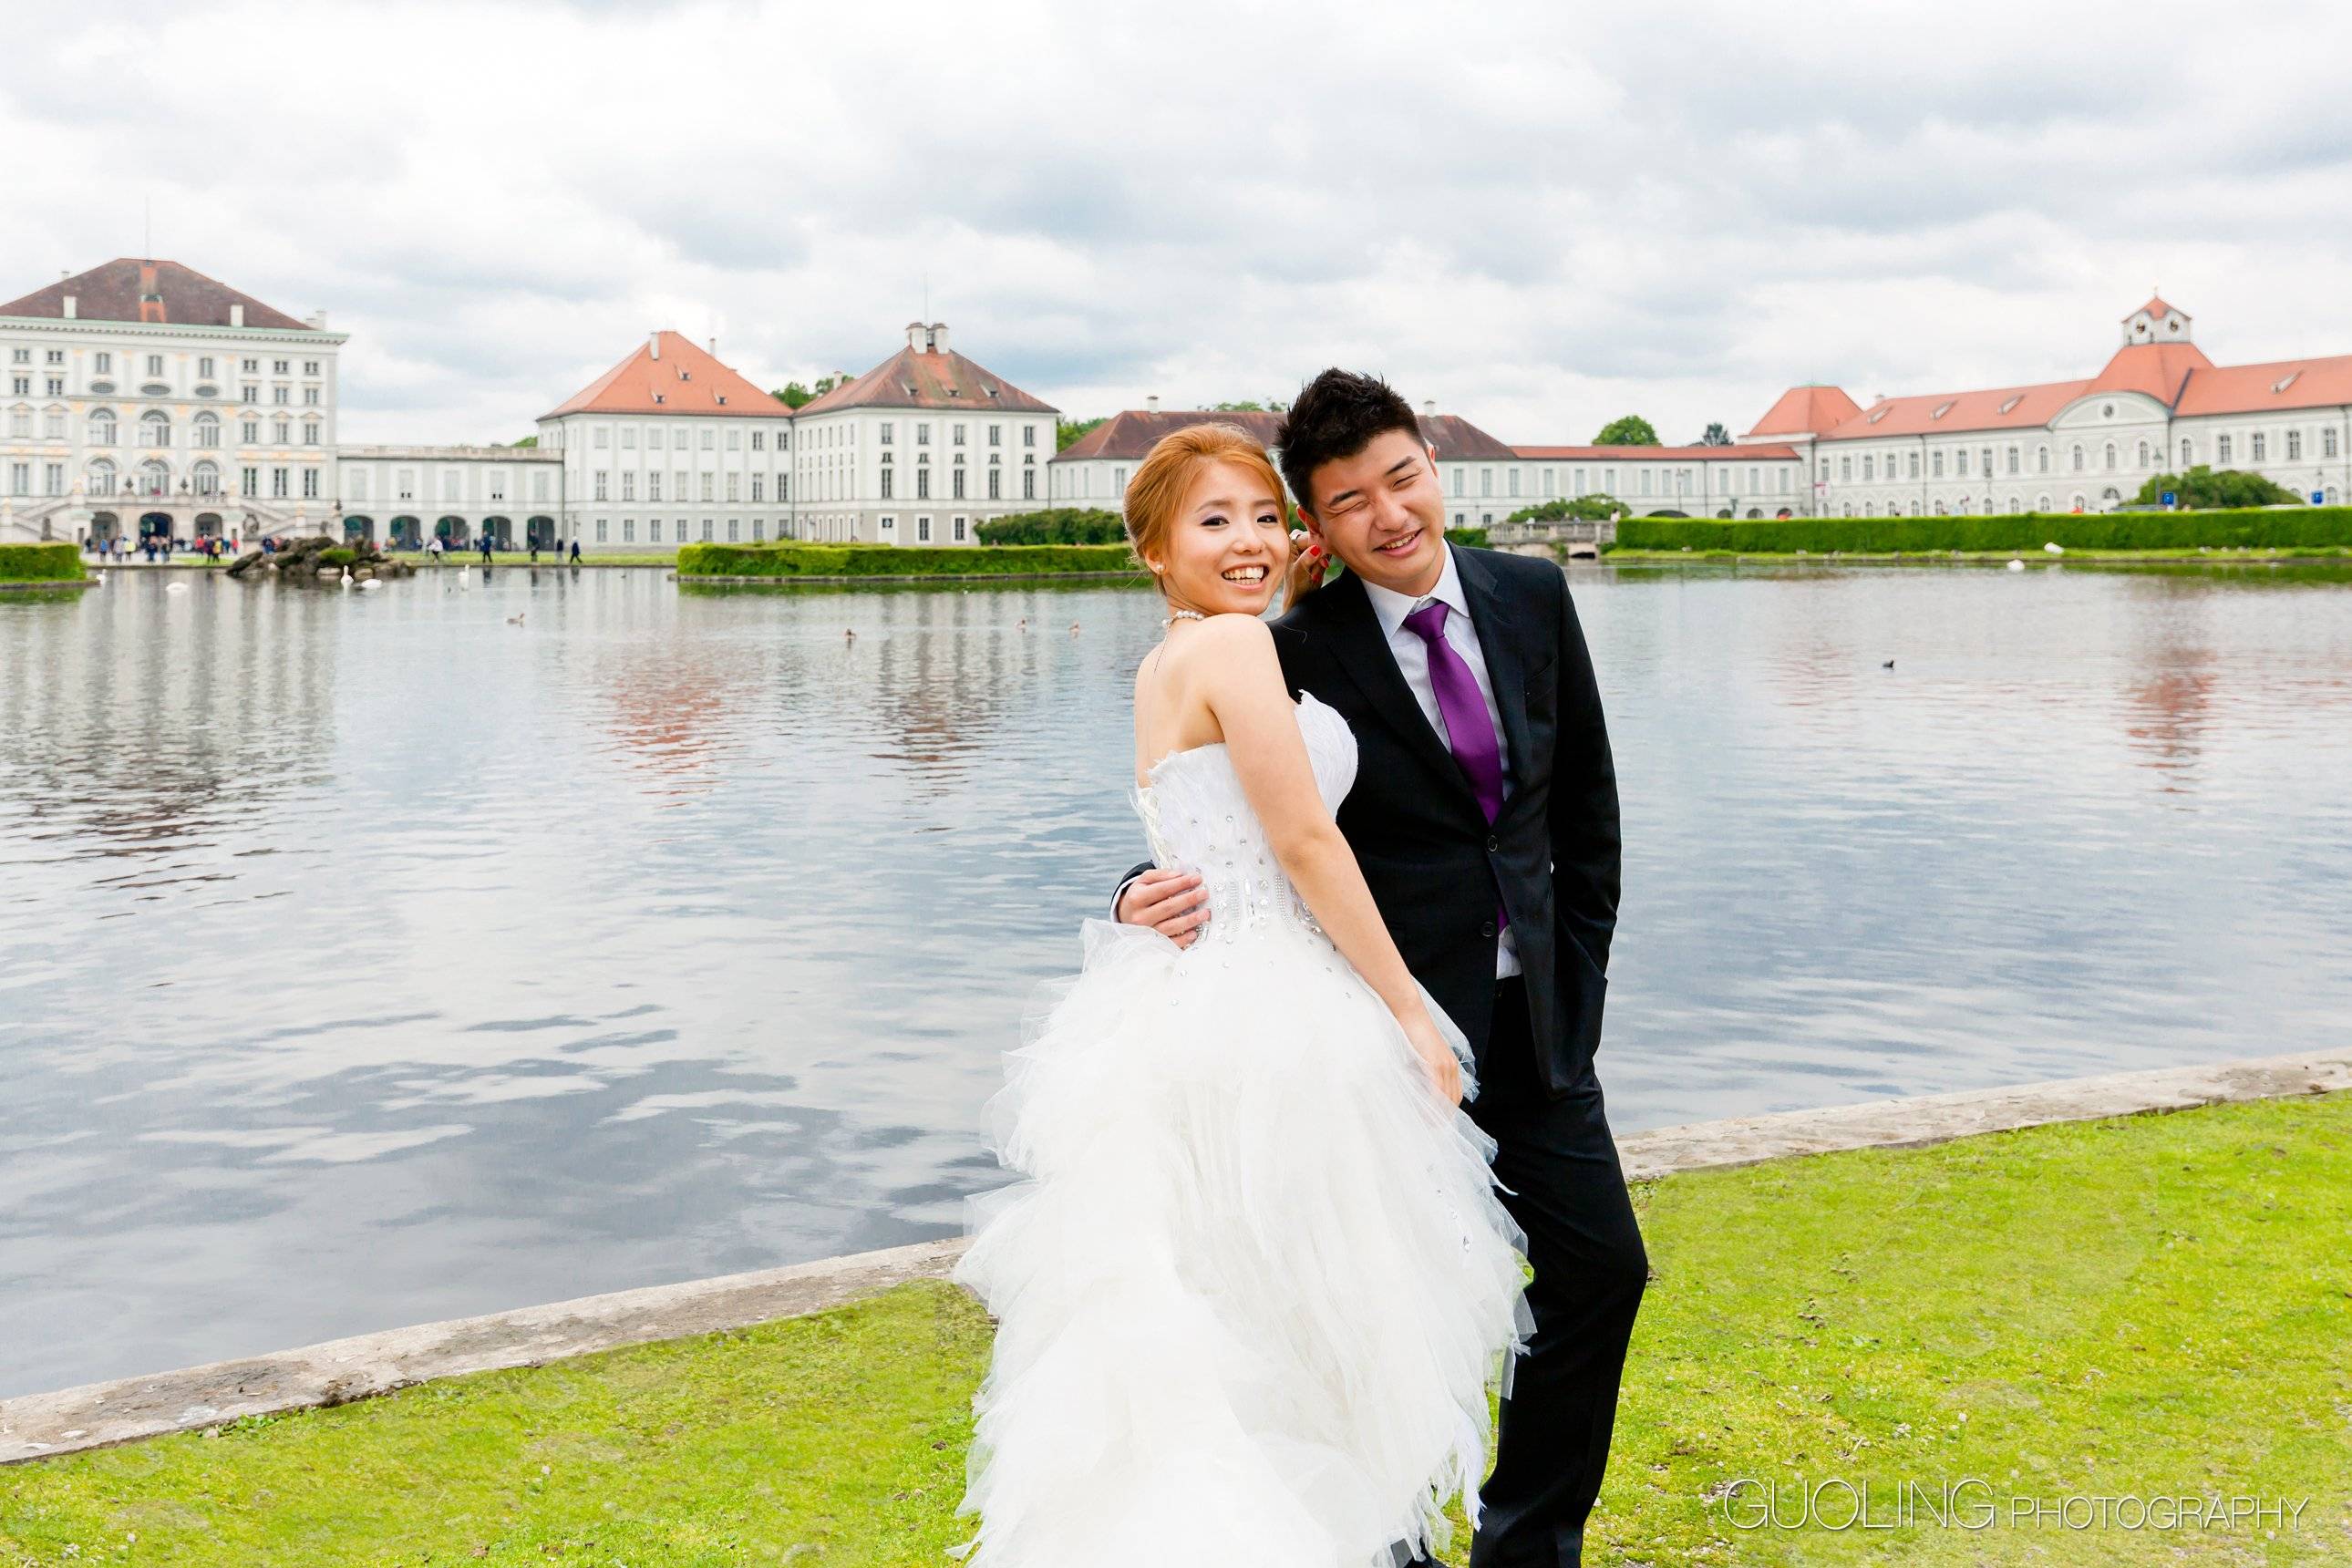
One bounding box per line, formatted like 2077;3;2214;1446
1402;599;1506;823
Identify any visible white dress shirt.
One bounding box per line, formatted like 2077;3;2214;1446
1360;543;1522;979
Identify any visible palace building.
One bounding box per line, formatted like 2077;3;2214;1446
0;259;345;547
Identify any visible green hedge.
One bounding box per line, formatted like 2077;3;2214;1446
0;542;88;582
975;508;1127;545
1614;508;2352;554
1444;527;1491;548
676;542;1143;578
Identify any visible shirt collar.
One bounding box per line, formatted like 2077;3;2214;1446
1362;540;1468;642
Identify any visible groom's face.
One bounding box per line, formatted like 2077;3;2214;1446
1298;429;1447;597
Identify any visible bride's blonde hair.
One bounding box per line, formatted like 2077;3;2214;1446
1123;424;1293;598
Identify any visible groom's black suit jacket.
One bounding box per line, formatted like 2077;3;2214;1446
1128;545;1621;1098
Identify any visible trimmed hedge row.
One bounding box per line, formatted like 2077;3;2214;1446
675;542;1143;578
0;542;88;582
1614;508;2352;554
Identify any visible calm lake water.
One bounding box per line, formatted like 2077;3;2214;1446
5;561;2350;1397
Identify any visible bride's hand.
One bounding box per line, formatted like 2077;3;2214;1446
1402;1011;1464;1107
1284;528;1328;602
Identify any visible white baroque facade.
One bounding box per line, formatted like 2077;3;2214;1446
335;446;566;550
787;323;1056;546
1780;297;2352;517
0;259;344;546
536;332;798;552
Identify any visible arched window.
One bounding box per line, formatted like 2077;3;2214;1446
86;458;117;495
192;460;220;496
1862;455;1874;481
2217;434;2233;463
88;408;118;446
136;459;170;498
2286;429;2303;460
2251;431;2267;462
141;410;171;448
2181;437;2193;466
2007;496;2021;513
2036;493;2051;511
2070;443;2085;472
193;412;221;449
2103;441;2117;470
2037;445;2050;473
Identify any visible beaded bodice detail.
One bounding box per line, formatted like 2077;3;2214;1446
1134;692;1358;945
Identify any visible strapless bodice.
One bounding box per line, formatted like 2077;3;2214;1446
1133;692;1357;945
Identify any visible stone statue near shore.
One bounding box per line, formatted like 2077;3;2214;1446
225;535;417;583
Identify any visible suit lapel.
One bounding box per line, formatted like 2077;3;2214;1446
1312;571;1480;814
1452;547;1533;803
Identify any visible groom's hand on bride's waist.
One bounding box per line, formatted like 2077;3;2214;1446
1116;868;1209;949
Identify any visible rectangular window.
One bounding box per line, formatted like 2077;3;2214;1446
1839;457;1852;482
304;361;320;376
675;469;687;500
302;469;319;499
1023;469;1035;500
953;423;966;446
304;421;320;445
987;469;1000;500
881;469;893;500
595;470;610;500
752;519;764;541
1480;468;1492;497
99;352;116;374
7;462;26;496
273;359;288;375
46;461;64;494
593;427;610;449
1509;469;1521;497
1023;424;1037;448
2326;428;2341;459
917;469;930;500
953;515;968;542
987;424;1001;447
242;385;258;404
648;472;662;501
650;519;662;542
917;516;932;542
273;387;289;405
271;467;289;498
917;424;931;446
304;387;320;406
621;471;635;500
148;355;165;376
727;519;739;542
700;472;714;502
46;377;63;395
953;469;965;500
751;474;764;501
598;519;610;542
726;472;739;501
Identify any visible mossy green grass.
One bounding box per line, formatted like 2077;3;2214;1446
6;1092;2345;1565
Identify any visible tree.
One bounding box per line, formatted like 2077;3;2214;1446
1211;399;1265;412
770;373;846;410
1057;416;1109;451
1508;494;1625;523
1593;415;1660;447
1699;422;1731;447
2132;465;2299;510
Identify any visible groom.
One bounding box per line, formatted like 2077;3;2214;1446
1115;369;1647;1567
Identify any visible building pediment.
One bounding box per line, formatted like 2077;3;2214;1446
2049;389;2171;428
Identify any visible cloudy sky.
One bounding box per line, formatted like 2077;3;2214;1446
9;1;2352;448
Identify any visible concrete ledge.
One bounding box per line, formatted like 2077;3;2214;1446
1613;1046;2349;1182
6;1047;2345;1466
676;570;1147;585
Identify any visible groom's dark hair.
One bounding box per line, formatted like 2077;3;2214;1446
1276;369;1426;518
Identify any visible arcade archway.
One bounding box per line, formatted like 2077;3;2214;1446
481;516;513;550
345;516;377;543
526;515;557;549
434;515;469;547
390;516;422;549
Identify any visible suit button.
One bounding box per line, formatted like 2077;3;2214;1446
1485;835;1500;853
1480;919;1498;938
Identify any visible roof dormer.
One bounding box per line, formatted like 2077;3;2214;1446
2122;293;2191;346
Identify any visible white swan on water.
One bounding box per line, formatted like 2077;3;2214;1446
166;581;190;593
340;566;353;589
2006;558;2027;572
358;578;382;591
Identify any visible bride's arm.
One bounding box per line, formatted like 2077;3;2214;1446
1191;615;1461;1102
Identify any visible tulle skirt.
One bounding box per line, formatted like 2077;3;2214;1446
951;916;1534;1568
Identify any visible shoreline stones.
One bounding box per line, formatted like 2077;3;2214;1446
226;534;417;583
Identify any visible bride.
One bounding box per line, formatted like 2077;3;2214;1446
952;423;1532;1567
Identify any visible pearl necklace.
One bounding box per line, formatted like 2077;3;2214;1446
1161;608;1206;627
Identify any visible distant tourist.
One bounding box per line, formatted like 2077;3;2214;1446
568;538;581;564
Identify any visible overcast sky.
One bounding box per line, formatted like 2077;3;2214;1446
9;1;2352;448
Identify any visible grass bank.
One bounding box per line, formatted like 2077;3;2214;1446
676;542;1142;581
5;1091;2344;1565
0;543;88;584
1614;506;2352;555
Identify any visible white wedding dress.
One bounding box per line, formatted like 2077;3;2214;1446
951;692;1534;1568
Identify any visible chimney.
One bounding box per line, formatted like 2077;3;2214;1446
928;322;950;354
1422;399;1436;417
307;310;327;330
1146;395;1159;413
707;336;717;356
649;331;661;359
62;295;76;319
230;304;243;327
907;320;926;351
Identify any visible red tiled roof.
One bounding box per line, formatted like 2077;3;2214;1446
2086;341;2213;404
2172;352;2352;417
1742;385;1861;438
794;340;1056;417
1051;408;1516;462
0;258;317;331
2127;294;2184;322
1818;378;2092;441
1513;443;1799;461
542;331;790;420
